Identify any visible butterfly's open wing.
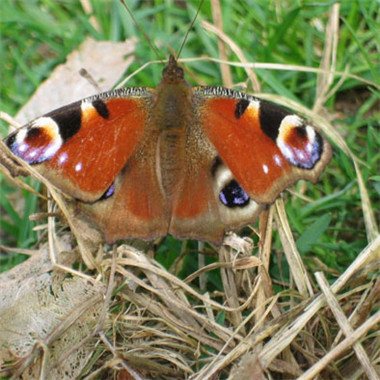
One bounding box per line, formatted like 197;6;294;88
168;87;331;243
5;88;170;241
196;87;332;204
166;88;267;243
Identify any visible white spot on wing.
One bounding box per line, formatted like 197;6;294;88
248;99;260;110
306;125;316;140
58;152;68;164
278;142;293;160
81;100;95;113
75;162;82;172
216;166;234;190
274;154;282;166
15;129;27;145
19;143;28;153
43;143;61;160
282;114;303;128
262;164;269;174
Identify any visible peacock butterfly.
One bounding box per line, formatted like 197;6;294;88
3;55;332;244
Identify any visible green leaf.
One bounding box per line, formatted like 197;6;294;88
296;214;332;254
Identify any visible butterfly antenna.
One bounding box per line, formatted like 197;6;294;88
119;0;164;63
177;0;204;60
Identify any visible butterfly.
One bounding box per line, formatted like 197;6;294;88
3;55;332;244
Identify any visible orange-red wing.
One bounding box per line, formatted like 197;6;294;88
82;150;170;243
197;91;331;204
6;89;154;202
170;158;226;242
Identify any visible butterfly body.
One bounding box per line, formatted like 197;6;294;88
4;56;331;243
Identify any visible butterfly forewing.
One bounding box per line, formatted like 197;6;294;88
5;89;154;202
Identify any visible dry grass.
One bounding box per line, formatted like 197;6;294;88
0;210;378;378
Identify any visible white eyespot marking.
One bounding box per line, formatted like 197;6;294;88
247;99;260;115
215;166;234;190
305;125;316;143
277;138;303;167
81;100;95;113
274;154;282;166
248;99;260;111
58;152;68;165
32;117;60;132
29;150;37;158
18;143;28;153
75;162;82;172
15;129;27;145
44;144;61;160
262;164;269;174
42;141;62;161
281;114;303;129
278;143;293;161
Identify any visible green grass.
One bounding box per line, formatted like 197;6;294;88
0;0;379;282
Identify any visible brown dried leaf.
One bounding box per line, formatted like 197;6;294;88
14;37;136;126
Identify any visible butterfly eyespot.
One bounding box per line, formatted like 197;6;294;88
219;180;250;208
6;118;63;164
277;119;324;169
212;161;251;208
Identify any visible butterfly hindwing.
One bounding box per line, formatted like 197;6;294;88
82;143;169;242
